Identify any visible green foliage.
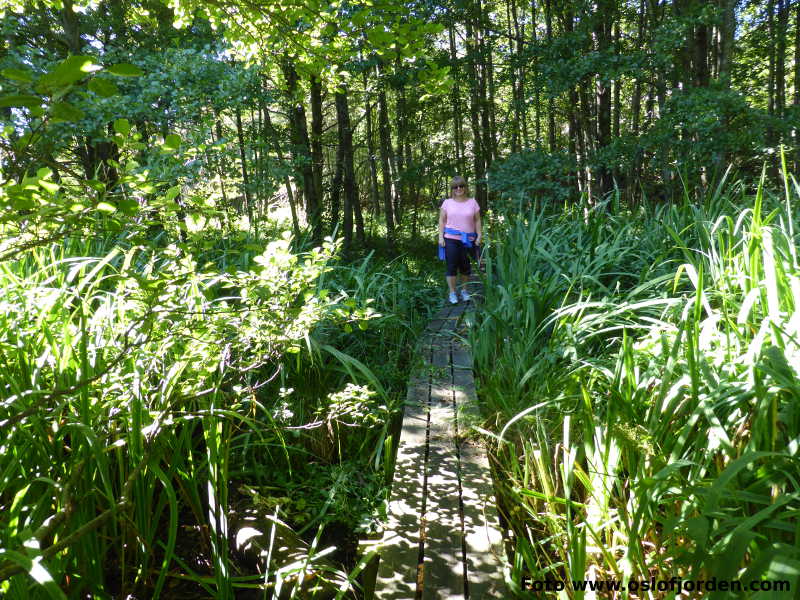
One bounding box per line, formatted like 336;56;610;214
642;86;771;174
473;167;800;595
0;43;436;596
489;150;578;210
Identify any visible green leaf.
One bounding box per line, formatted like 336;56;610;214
50;101;85;122
39;180;60;194
0;94;41;108
165;185;181;201
163;134;181;150
118;198;139;215
37;55;100;92
107;63;144;77
113;118;131;135
0;550;67;600
97;202;117;213
87;77;119;97
1;67;33;83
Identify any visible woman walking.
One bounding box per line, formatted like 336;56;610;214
438;175;482;304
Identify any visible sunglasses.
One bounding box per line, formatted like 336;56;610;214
451;184;465;190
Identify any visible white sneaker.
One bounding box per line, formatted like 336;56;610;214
460;289;471;302
448;292;458;305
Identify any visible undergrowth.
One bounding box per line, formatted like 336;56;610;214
471;163;800;598
0;223;438;599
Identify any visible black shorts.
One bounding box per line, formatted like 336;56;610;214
444;238;478;276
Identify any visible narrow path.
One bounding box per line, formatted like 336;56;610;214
374;290;505;599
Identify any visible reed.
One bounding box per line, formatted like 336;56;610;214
472;166;800;596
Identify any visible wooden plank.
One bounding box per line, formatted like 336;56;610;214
452;367;481;432
450;336;505;598
422;403;464;600
451;346;472;371
375;381;429;598
458;439;506;599
427;319;446;332
377;278;505;600
430;342;451;370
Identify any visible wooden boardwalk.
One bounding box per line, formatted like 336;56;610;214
374;294;505;599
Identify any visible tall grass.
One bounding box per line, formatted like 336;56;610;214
0;227;435;598
472;166;800;596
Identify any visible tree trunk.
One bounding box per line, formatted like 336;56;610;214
310;75;325;238
509;0;520;152
671;0;691;90
262;109;300;238
580;79;594;198
329;139;344;236
60;0;81;55
63;0;119;186
466;7;487;209
794;0;799;170
768;0;776;116
377;66;396;240
518;1;529;147
282;61;318;237
234;106;254;227
214;116;229;207
448;23;465;171
394;68;407;225
693;14;710;87
775;0;788;120
613;21;621;140
718;0;736;85
545;0;557;151
253;106;262;206
595;0;613;197
335;91;358;247
531;0;541;146
363;70;381;222
483;7;498;164
631;0;646;136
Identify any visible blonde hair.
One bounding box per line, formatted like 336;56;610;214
450;175;469;196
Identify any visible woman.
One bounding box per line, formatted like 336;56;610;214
438;175;482;304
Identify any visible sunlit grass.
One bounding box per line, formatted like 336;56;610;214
472;165;800;596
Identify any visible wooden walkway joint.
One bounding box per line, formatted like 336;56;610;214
374;298;505;599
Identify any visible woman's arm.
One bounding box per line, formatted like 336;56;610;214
438;206;446;246
474;208;482;246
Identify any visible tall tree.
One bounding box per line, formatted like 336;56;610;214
334;90;361;246
466;2;488;208
448;22;465;172
377;62;396;239
594;0;614;196
282;60;320;236
234;104;254;226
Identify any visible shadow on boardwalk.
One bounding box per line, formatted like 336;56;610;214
372;284;507;600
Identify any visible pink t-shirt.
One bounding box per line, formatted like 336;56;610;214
441;197;480;240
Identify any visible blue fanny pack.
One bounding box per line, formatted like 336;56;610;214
438;228;478;260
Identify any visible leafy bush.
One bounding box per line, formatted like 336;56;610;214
488;149;578;212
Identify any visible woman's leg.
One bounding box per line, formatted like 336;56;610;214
457;243;472;292
444;239;461;294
